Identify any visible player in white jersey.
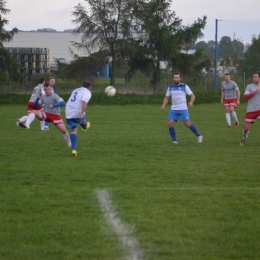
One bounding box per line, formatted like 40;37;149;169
240;71;260;146
161;72;203;144
221;73;240;128
16;77;46;130
65;81;92;156
20;82;71;148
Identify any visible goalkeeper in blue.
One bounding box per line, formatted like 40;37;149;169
65;81;92;156
161;72;203;144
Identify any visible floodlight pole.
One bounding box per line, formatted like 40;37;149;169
214;19;218;90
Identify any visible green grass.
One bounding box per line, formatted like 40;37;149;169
1;104;260;260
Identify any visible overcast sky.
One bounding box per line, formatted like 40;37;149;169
5;0;260;42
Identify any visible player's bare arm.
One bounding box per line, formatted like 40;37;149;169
80;101;88;119
188;93;195;107
236;89;240;105
221;90;224;103
161;96;169;111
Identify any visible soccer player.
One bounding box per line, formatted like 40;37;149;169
42;77;56;130
65;81;92;156
221;73;240;128
16;77;46;130
20;82;71;148
160;72;203;144
240;71;260;146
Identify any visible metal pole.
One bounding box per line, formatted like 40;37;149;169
214;19;218;90
244;72;245;90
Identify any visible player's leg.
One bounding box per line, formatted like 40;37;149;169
56;123;71;148
80;115;91;132
225;104;231;127
66;119;78;155
240;112;256;146
182;111;203;143
168;110;178;144
42;105;49;130
16;102;32;127
230;105;239;128
21;110;43;129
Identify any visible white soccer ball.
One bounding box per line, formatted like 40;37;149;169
105;86;116;97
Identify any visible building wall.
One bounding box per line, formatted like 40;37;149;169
3;31;86;66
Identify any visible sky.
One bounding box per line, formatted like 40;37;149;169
4;0;260;43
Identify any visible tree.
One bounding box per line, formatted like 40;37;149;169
0;0;21;83
133;0;206;93
239;35;260;75
71;0;139;86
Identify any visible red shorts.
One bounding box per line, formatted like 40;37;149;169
38;111;64;125
27;102;43;113
245;110;260;124
224;98;237;107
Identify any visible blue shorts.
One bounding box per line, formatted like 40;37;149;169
66;114;86;130
168;110;190;122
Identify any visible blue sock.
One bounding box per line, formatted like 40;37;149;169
45;121;49;127
189;124;201;137
70;134;77;150
169;127;177;141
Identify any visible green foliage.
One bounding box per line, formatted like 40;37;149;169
0;0;21;83
1;104;260;259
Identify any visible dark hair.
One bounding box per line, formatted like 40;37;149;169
39;77;45;84
224;73;230;76
173;72;182;78
49;77;55;81
44;82;50;88
82;81;91;89
253;71;260;77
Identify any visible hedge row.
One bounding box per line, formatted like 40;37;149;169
0;91;245;106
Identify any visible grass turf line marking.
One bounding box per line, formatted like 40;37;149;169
96;189;143;260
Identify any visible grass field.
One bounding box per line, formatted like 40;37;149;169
1;103;260;260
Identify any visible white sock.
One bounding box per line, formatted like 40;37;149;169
226;113;231;126
62;132;71;147
231;111;238;122
26;113;36;126
19;116;28;122
40;121;45;130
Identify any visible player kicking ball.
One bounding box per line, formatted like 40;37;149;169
19;82;71;148
65;81;92;156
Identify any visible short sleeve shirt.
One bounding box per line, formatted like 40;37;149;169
221;80;239;99
166;83;193;110
65;87;92;119
244;83;260;112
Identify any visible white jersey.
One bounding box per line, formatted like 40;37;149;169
65;87;92;119
166;83;193;110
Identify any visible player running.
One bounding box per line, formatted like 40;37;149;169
20;82;71;148
65;81;92;156
16;77;46;130
240;71;260;146
221;73;240;128
161;72;203;144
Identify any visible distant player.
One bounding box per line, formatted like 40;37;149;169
221;73;240;128
42;77;56;130
161;72;203;144
16;77;46;130
20;82;71;148
240;71;260;146
65;81;92;156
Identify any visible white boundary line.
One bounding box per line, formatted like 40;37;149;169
96;189;143;260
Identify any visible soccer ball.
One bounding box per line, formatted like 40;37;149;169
105;86;116;97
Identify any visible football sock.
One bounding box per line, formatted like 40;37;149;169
62;132;71;147
70;133;77;150
45;121;49;127
26;113;36;126
226;113;231;126
231;111;238;122
40;121;45;129
189;124;201;137
20;116;28;122
243;130;249;140
169;127;177;141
